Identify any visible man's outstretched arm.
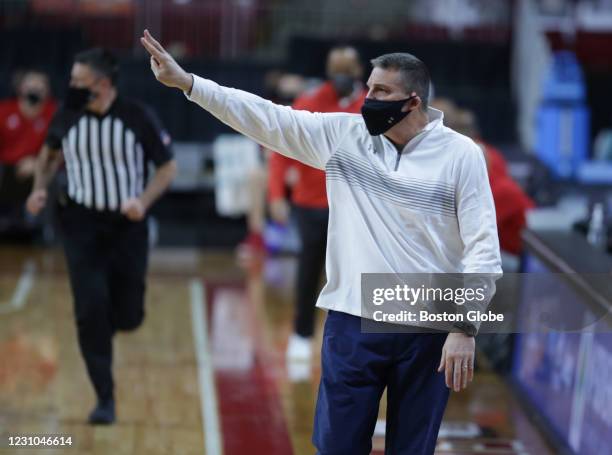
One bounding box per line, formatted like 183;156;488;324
140;30;350;170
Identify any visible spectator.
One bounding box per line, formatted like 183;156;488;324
0;69;57;233
268;46;368;362
236;72;306;263
0;69;56;174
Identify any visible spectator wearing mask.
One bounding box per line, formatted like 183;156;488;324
0;70;56;176
267;46;367;362
0;70;56;230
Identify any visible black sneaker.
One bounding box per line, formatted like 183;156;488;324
88;399;116;425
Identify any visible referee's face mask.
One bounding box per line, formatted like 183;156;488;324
67;64;105;110
65;86;95;110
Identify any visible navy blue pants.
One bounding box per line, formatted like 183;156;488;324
313;311;449;455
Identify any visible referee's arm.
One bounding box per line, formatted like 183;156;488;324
27;105;71;215
122;107;177;221
33;145;64;191
123;157;176;221
26;144;63;216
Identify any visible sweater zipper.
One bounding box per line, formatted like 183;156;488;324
394;150;402;171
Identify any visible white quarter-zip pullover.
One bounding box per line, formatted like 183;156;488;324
186;75;502;320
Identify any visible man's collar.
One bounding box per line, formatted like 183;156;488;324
426;106;444;126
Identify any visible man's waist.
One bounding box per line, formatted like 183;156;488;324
62;195;136;222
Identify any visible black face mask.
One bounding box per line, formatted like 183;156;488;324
24;91;43;106
65;86;95;110
331;74;355;99
360;96;416;136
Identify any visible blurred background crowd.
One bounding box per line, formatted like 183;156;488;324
1;0;611;255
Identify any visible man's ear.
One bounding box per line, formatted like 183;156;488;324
401;93;420;112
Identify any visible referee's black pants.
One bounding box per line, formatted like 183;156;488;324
59;201;148;402
294;205;328;338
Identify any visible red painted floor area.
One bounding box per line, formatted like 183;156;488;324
207;283;294;455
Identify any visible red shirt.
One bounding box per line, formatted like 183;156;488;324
484;143;535;255
484;142;508;178
0;98;57;165
268;82;366;208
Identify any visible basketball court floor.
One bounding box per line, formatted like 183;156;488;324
0;246;554;454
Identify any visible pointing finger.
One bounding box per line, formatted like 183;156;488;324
144;29;166;54
140;36;163;61
140;36;162;58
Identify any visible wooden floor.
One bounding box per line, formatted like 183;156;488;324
0;247;553;454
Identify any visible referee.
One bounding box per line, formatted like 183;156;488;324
26;48;177;424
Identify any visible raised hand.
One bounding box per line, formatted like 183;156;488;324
140;29;193;92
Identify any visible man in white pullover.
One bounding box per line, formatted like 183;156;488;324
141;30;502;455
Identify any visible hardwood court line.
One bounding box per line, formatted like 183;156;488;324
190;279;223;455
0;260;35;314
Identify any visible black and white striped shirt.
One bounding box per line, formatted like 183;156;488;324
45;97;172;212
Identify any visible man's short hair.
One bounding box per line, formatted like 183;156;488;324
370;53;430;110
74;48;119;85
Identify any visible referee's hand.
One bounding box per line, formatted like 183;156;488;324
121;198;146;222
26;189;47;216
437;332;475;392
140;29;193;93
